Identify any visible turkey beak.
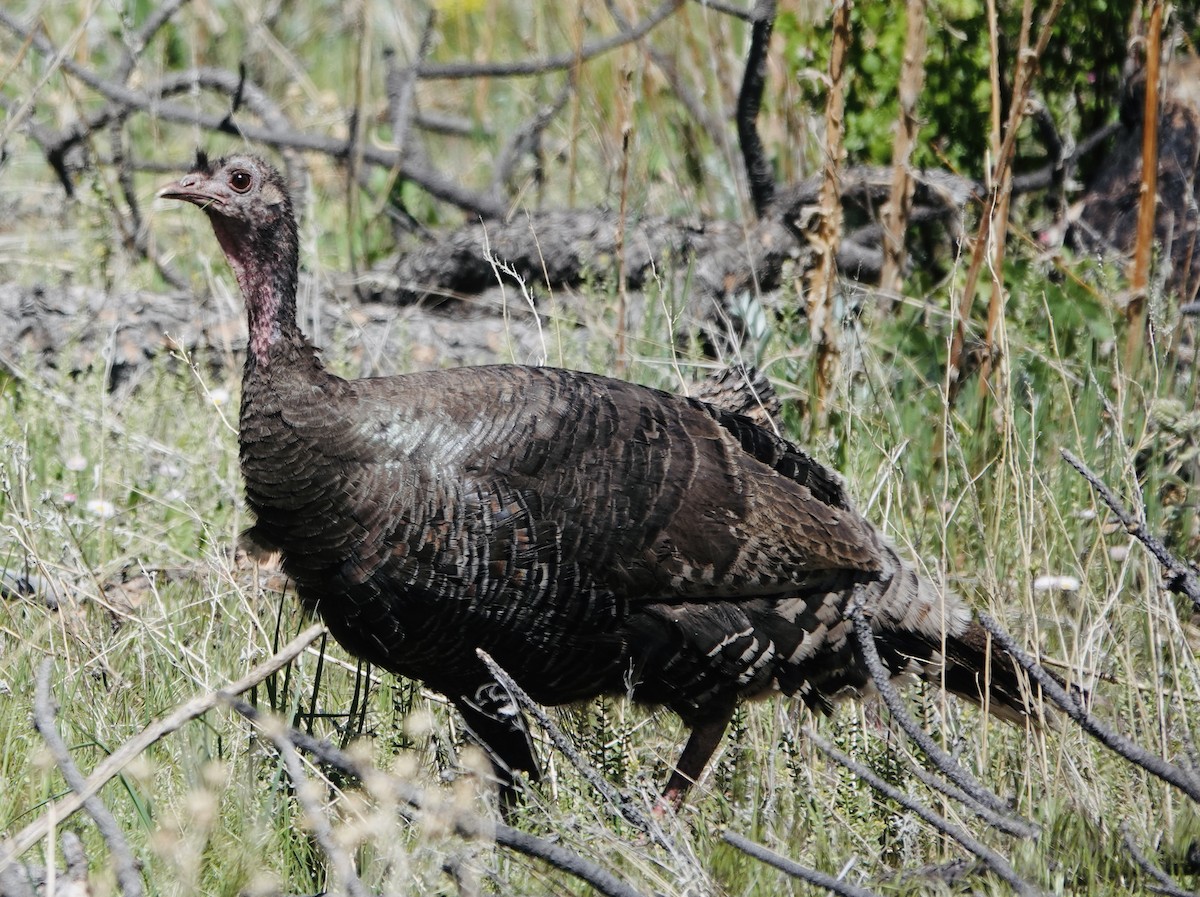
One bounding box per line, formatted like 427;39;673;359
158;173;223;210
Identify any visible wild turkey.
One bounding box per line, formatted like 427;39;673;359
161;153;1039;809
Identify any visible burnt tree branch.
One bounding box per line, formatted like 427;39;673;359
414;0;684;80
807;729;1039;896
722;831;881;897
976;612;1200;804
32;660;145;897
229;700;651;897
1061;449;1200;609
0;624;327;869
848;600;1037;837
737;0;777;217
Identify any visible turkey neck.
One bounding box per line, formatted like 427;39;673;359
216;206;350;569
208;210;305;368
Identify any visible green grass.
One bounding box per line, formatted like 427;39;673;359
3;1;1200;895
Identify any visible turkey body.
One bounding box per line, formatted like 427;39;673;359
244;348;908;712
162;153;1032;807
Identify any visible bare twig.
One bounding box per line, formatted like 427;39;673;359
806;729;1041;896
114;0;192;82
901;749;1031;834
0;623;327;872
1061;449;1200;608
229;701;650;897
414;0;684;80
689;0;754;21
1120;824;1195;897
475;650;662;841
32;660;144;897
605;0;731;167
976;613;1200;804
384;12;437;160
0;833;90;897
0;10;501;218
491;81;573;203
269;729;369;897
1010;120;1123;195
722;831;880;897
737;0;777;217
847;600;1037;836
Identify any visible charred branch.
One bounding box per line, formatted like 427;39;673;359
737;0;777;217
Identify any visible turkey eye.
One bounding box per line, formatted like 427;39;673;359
229;170;253;193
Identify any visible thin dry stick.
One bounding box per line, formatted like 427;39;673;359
228;700;650;897
0;623;326;872
384;12;436;159
721;831;880;897
847;601;1037;835
1061;449;1200;608
902;748;1030;835
32;661;144;897
0;9;502;219
475;650;661;841
946;0;1065;398
974;0;1033;403
415;0;683;80
975;613;1200;803
1120;824;1195;897
269;730;369;897
879;0;927;297
975;0;1031;399
806;729;1040;896
805;0;851;427
1125;0;1164;372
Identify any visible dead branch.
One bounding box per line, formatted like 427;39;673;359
490;81;573;201
228;700;651;897
0;832;90;897
476;650;662;841
1120;824;1195;897
0;9;502;219
847;600;1037;837
1060;449;1200;609
269;728;369;897
688;0;753;22
384;13;436;161
976;612;1200;804
900;749;1030;834
1010;120;1123;195
605;0;732;170
0;623;326;871
737;0;777;217
721;830;880;897
414;0;683;80
32;660;144;897
806;729;1040;896
115;0;193;82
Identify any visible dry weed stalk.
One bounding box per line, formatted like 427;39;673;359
0;624;327;870
805;0;851;425
879;0;927;298
1125;0;1164;373
946;0;1065;404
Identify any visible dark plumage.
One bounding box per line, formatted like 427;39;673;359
161;153;1038;809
